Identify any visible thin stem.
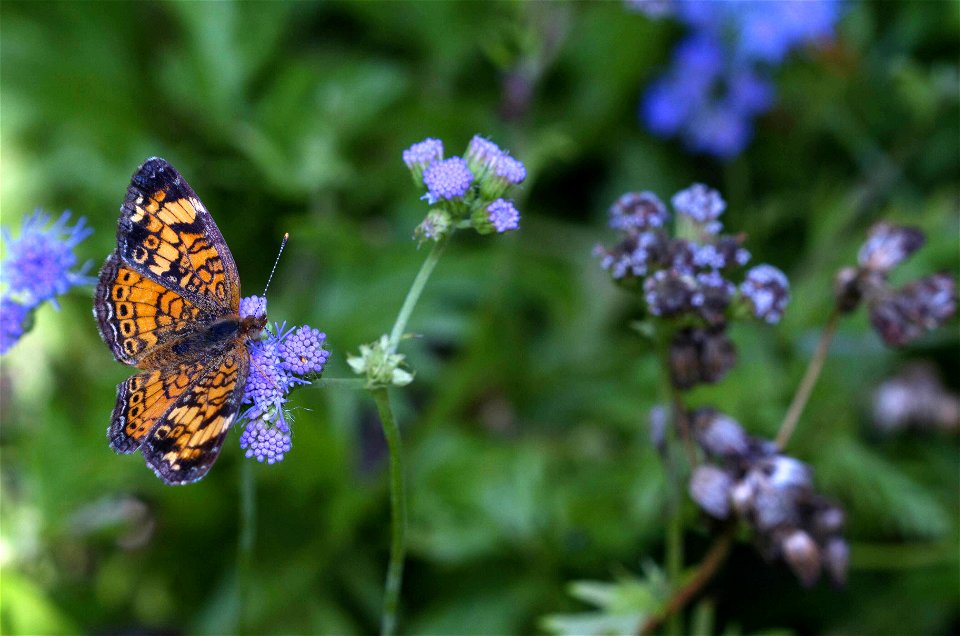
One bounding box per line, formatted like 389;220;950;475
657;342;693;636
670;384;698;469
315;377;366;389
775;311;840;450
664;494;684;636
388;235;451;352
372;388;407;636
237;459;256;631
639;525;736;636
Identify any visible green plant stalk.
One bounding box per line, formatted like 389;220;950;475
658;339;689;636
776;310;840;449
372;387;407;636
388;234;451;352
665;489;684;636
237;459;256;631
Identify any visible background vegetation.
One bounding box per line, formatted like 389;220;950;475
1;1;957;634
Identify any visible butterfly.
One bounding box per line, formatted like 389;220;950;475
94;157;265;484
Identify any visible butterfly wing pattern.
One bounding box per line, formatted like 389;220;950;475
95;157;263;484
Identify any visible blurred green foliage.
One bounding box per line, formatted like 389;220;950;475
1;1;957;634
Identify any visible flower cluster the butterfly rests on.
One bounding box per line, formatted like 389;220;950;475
238;295;330;464
1;210;94;354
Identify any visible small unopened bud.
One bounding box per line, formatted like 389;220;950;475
648;405;669;457
730;476;757;517
751;456;811;530
692;409;749;459
833;267;863;313
873;363;960;433
858;223;925;273
699;327;737;383
689;464;733;519
823;537;850;586
669;327;737;390
781;529;822;587
869;273;957;347
812;506;846;538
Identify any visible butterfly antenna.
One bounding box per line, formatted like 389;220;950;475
262;232;289;297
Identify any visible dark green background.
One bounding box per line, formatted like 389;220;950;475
1;2;957;634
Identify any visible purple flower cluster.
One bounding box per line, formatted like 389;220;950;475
835;223;956;347
1;210;94;354
686;408;849;586
596;184;787;332
238;296;329;464
638;1;841;158
403;135;526;240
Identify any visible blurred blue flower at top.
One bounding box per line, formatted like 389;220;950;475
0;297;29;355
2;210;94;309
672;0;840;63
638;0;840;159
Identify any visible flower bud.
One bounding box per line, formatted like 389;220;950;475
823;537;850;586
858;223;925;273
781;529;822;587
692;409;749;459
689;464;733;519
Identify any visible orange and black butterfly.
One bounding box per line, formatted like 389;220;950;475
94;157;265;484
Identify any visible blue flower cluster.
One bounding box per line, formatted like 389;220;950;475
1;210;94;354
596;184;790;388
238;296;330;464
403;135;526;241
687;408;848;586
636;0;841;158
834;223;957;347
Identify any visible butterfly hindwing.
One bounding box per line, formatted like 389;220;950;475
141;349;249;485
108;361;207;453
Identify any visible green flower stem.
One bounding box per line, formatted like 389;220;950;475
639;524;736;636
775;310;840;450
388;234;451;352
665;494;684;636
657;338;691;636
237;459;256;630
316;377;367;389
372;387;407;636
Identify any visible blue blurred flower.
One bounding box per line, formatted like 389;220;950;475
639;0;840;158
238;296;329;464
740;264;790;324
2;210;93;309
406;135;527;240
0;297;30;355
402;137;444;182
672;183;727;234
486;199;521;233
465;135;505;173
422;157;474;204
609;192;669;232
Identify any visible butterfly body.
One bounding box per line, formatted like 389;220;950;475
95;157;262;484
